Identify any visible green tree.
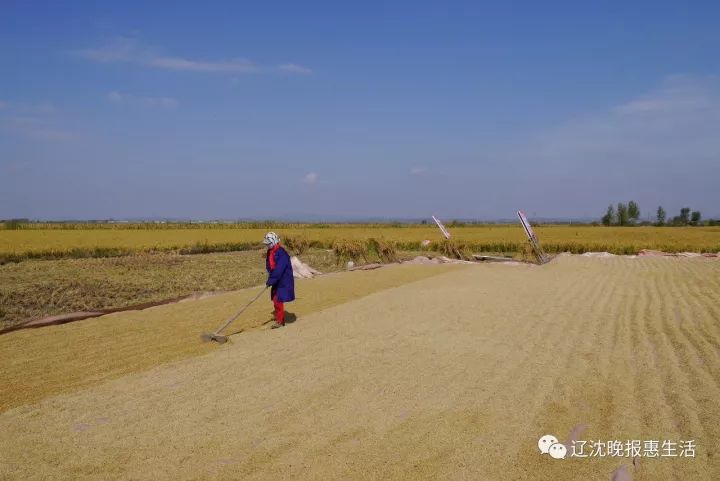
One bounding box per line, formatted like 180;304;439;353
679;207;691;225
690;210;701;226
4;219;28;230
601;204;615;226
617;203;629;226
627;201;640;223
656;206;666;226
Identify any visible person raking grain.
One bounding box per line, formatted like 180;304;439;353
263;232;295;328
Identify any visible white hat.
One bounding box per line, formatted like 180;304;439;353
263;231;280;247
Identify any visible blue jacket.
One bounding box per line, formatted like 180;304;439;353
266;245;295;302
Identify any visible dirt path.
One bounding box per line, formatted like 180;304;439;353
1;256;718;480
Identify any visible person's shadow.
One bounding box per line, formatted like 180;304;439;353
284;312;297;324
227;312;298;337
259;311;297;326
263;311;297;325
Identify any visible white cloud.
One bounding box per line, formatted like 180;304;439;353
147;56;257;73
0;102;74;142
0;101;55;114
410;167;427;176
492;74;720;216
107;91;179;108
527;74;720;164
278;63;312;75
613;76;710;116
303;172;318;185
76;37;138;62
76;37;259;73
1;117;76;142
76;38;308;75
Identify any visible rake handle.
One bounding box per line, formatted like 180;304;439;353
214;286;268;335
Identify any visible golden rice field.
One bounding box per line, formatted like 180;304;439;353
1;225;719;262
1;256;719;480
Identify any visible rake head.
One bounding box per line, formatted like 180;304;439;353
200;332;228;344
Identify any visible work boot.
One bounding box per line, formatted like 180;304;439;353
271;321;285;329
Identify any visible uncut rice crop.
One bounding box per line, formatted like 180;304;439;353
1;225;718;263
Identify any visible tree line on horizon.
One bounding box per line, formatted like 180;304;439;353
601;202;715;226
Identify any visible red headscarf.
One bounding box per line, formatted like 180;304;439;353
268;243;281;269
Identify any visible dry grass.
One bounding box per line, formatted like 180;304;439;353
0;257;718;480
332;239;369;264
367;238;398;263
434;238;468;259
283;235;310;255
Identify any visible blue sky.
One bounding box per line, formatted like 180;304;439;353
1;1;719;220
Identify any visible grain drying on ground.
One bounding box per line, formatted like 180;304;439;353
1;256;718;480
0;264;459;410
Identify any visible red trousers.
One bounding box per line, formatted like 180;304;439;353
272;294;285;324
